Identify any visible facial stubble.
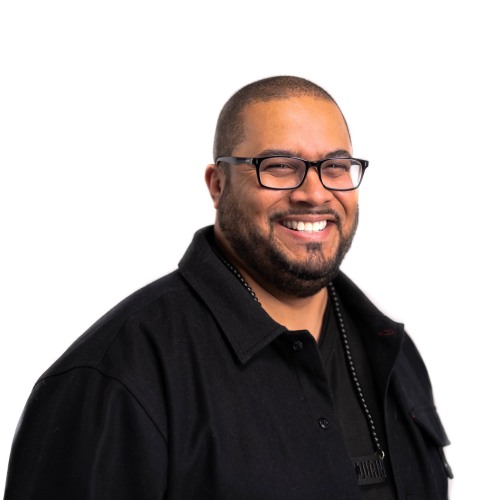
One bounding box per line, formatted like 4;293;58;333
217;180;359;298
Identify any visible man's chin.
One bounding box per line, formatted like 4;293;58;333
276;245;337;277
264;248;339;297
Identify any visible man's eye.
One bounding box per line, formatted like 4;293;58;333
322;161;350;175
260;162;299;178
263;163;295;171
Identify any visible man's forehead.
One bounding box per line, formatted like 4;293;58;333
236;96;351;153
240;96;348;135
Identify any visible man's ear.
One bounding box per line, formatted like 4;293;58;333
205;164;227;209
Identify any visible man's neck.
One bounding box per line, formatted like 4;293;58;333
244;273;329;342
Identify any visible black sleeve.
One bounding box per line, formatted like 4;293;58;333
4;367;168;499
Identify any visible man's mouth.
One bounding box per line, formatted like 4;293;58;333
280;220;328;232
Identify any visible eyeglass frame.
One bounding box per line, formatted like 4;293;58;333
215;156;369;191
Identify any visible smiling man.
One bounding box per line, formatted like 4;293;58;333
208;95;359;329
4;77;452;500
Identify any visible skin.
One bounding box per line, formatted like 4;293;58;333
205;96;358;340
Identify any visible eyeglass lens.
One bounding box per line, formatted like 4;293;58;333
258;157;362;190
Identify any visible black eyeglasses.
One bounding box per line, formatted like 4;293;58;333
216;156;369;191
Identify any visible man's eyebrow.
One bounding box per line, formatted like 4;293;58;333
256;149;299;157
324;149;352;158
256;149;352;158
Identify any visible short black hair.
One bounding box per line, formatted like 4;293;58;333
213;76;349;162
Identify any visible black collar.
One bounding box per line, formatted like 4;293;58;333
179;227;286;365
179;225;404;389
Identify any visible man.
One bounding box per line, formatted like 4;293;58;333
4;76;452;499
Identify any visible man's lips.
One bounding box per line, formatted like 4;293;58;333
272;210;341;234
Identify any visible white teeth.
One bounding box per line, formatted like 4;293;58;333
282;220;327;232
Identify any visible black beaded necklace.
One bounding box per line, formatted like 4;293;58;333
218;252;387;485
328;283;387;485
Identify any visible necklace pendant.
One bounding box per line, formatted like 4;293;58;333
352;454;387;485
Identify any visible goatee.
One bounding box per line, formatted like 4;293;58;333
217;182;358;298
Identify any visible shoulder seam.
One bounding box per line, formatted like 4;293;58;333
37;365;168;444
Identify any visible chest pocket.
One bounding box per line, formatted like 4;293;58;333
410;404;453;479
389;354;453;500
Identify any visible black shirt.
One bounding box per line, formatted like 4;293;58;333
4;227;451;499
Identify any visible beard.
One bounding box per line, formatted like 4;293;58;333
217;181;358;298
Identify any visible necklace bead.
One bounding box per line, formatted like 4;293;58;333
215;251;261;305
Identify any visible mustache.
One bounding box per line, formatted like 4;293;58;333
270;208;341;224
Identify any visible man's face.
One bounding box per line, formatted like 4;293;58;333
209;96;359;298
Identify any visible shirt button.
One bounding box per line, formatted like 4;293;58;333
292;340;303;351
318;418;330;430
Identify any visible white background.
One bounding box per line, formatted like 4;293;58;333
1;1;498;498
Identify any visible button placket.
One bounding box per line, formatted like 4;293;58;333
285;332;337;438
